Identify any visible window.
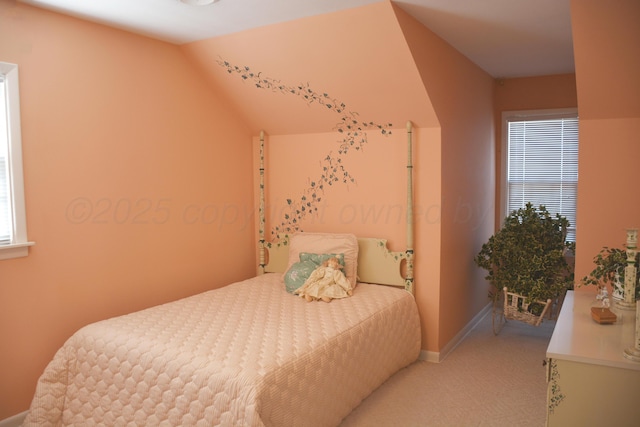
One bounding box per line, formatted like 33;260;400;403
0;62;33;259
502;109;579;242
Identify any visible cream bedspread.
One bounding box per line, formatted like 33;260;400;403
24;273;420;426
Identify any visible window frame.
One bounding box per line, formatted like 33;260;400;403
500;108;579;241
0;62;33;260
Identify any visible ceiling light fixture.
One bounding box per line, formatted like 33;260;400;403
180;0;219;6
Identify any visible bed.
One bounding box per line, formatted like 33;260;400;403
23;124;420;427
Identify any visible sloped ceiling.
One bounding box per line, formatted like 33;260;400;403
19;0;575;79
181;1;439;136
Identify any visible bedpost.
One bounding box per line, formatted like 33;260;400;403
258;130;266;275
405;121;415;294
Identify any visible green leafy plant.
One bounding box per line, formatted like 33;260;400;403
581;246;640;300
474;203;575;306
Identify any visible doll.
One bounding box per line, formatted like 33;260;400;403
295;257;353;302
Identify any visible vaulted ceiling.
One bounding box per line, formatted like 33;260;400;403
20;0;574;78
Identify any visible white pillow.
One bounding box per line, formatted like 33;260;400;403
286;232;359;288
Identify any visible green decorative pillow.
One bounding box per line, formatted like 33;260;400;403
284;252;345;294
284;260;318;294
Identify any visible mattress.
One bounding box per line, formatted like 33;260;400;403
23;273;421;426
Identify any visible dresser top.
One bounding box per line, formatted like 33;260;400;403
547;290;640;370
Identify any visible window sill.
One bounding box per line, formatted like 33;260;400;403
0;241;35;260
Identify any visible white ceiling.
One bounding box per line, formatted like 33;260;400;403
19;0;575;78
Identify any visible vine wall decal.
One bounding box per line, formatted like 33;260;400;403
218;58;394;240
548;359;566;413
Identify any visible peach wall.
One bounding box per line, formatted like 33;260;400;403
493;74;578;227
571;0;640;121
571;0;640;285
0;3;254;418
259;130;437;247
494;74;577;113
393;4;495;350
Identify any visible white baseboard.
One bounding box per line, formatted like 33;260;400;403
418;302;492;363
419;349;440;362
0;411;28;427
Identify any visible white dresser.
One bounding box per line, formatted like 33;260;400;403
546;290;640;426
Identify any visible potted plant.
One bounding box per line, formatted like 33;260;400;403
475;203;575;329
581;246;640;301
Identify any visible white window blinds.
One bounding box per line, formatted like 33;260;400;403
506;114;579;242
0;75;11;244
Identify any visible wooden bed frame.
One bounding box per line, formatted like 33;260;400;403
257;122;415;294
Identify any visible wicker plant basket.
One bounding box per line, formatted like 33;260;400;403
502;287;552;327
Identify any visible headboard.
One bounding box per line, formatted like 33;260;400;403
263;236;409;288
257;122;415;294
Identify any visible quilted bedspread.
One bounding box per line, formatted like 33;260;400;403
23;273;420;426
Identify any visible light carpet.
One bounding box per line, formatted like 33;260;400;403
340;312;555;427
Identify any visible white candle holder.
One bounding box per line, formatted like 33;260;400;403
623;300;640;362
617;228;638;310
